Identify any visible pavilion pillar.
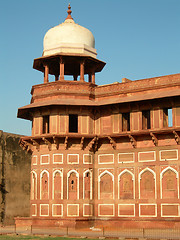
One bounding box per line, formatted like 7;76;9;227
80;60;85;82
59;57;64;81
44;65;49;83
92;71;95;84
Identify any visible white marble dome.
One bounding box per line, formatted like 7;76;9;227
43;5;97;58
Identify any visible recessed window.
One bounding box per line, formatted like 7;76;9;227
43;115;50;134
163;108;172;127
142;110;151;130
122;113;130;131
69;114;78;133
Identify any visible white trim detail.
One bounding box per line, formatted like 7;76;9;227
67;154;79;164
83;204;93;217
98;204;115;217
159;149;178;161
138;167;157;199
67;170;79;200
138;151;156;162
67;204;79;217
139;204;157;217
31;204;37;216
118;152;135;163
52;204;63;217
161;204;179;217
52;170;63;200
118;169;135;199
40;170;49;200
53;154;63;164
98;170;114;199
40;154;50;165
98;154;114;164
83;169;92;200
83;154;93;164
160;166;179;199
40;204;49;217
118;204;135;217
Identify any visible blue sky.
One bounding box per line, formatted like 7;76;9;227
1;0;180;136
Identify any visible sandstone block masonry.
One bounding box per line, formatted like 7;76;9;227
0;130;31;225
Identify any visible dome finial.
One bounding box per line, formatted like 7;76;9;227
66;3;73;20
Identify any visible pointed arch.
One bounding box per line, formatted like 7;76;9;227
53;170;63;200
98;170;114;199
83;169;92;199
160;166;179;199
118;169;135;199
139;167;156;199
31;171;37;200
40;170;49;200
67;170;79;200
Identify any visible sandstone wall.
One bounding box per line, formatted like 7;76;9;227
0;130;31;225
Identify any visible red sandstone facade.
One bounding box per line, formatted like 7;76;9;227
16;6;180;228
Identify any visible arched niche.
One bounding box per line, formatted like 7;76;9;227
53;170;63;199
139;168;156;199
83;170;92;199
31;171;37;200
98;170;114;199
118;170;134;199
67;170;79;200
161;167;179;199
40;170;49;200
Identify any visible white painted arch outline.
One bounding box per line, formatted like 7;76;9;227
52;169;63;200
138;167;157;199
98;170;114;200
67;169;79;200
118;169;135;199
40;170;50;200
160;166;179;199
83;169;93;200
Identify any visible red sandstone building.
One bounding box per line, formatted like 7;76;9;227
16;5;180;228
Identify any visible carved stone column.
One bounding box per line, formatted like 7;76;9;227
59;57;64;81
80;60;85;82
44;65;49;83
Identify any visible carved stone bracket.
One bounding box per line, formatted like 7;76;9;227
87;136;97;151
53;136;59;149
150;132;158;146
31;139;40;151
64;136;68;150
107;136;116;149
42;137;52;151
128;134;136;148
23;140;33;153
173;131;180;144
80;137;84;150
94;137;99;152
